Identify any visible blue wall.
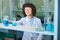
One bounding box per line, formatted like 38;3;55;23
58;0;60;40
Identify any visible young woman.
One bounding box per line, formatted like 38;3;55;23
17;3;43;40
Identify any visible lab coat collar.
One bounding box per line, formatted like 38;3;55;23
26;16;34;21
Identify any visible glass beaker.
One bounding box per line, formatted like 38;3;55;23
12;18;17;26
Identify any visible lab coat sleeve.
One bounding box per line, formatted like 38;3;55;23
37;19;42;28
16;18;24;25
37;19;43;40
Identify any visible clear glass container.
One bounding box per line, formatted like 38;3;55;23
3;16;9;26
12;18;17;26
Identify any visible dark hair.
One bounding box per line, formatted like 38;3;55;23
22;3;36;16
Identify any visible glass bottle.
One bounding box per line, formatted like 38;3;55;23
45;15;52;32
3;16;9;26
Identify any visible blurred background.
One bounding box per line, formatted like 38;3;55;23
0;0;54;24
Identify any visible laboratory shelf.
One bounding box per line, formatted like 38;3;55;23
0;23;54;36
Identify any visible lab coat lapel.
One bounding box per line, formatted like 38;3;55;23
25;17;34;26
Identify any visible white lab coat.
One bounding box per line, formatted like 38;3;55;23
17;16;43;40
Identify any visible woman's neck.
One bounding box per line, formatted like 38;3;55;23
27;15;33;19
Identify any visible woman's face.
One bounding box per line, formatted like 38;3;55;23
24;7;32;16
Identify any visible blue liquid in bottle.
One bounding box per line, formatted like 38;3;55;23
3;16;9;26
4;19;9;26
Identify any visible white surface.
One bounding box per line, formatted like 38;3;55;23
54;0;58;40
0;23;54;35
